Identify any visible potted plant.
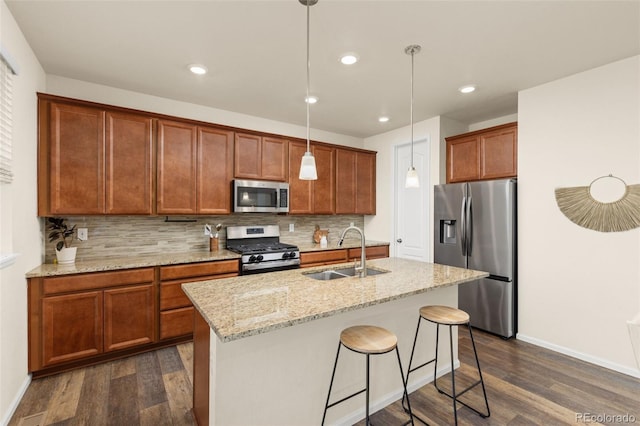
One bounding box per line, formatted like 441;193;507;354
47;217;77;264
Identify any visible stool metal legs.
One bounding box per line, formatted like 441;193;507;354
403;317;490;425
322;341;414;426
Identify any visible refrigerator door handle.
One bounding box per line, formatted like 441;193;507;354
467;194;473;256
460;196;467;256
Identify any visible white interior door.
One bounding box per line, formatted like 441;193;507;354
395;141;429;261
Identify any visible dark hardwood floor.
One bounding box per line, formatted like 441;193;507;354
10;330;640;425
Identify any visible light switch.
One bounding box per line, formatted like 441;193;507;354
289;223;295;232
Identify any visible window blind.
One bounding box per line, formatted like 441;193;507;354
0;54;14;184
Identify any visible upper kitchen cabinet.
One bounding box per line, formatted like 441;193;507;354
288;141;335;215
446;122;518;183
157;120;234;215
37;95;153;215
335;148;376;215
234;133;288;181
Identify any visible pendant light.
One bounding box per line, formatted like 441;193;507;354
299;0;318;180
405;44;421;188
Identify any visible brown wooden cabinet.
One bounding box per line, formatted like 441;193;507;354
335;148;376;214
157;120;234;214
159;260;239;340
347;245;389;261
29;268;156;373
234;133;288;181
37;95;153;215
446;122;517;183
300;245;389;268
288;141;335;214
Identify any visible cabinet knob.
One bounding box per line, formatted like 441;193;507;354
396;238;403;243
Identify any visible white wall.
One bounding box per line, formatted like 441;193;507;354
0;1;46;424
45;75;363;150
518;55;640;376
363;117;442;260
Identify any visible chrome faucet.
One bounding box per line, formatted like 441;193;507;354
338;225;367;277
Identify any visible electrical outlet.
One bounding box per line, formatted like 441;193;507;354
289;223;295;232
77;228;88;241
350;222;354;227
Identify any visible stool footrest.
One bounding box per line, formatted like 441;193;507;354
326;388;366;410
407;358;435;375
435;379;490;418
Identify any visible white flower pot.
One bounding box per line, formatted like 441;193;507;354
56;246;77;264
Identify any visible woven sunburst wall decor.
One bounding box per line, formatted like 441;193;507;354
555;175;640;232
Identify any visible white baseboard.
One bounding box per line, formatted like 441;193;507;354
516;333;640;379
1;374;31;426
332;361;460;426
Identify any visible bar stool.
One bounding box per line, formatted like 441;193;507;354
322;325;414;426
403;305;490;425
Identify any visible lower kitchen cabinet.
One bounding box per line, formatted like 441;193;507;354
159;260;239;340
300;246;389;268
30;268;156;373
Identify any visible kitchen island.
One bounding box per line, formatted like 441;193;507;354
182;257;488;426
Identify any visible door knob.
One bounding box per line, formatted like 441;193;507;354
396;238;403;243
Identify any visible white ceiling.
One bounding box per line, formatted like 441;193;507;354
6;0;640;138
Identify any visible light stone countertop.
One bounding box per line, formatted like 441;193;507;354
25;240;389;278
182;257;488;343
25;250;241;278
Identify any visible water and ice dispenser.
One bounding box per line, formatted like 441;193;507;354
440;220;456;244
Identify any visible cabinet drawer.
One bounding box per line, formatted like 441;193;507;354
160;260;239;281
300;250;348;267
160;307;194;340
43;268;154;295
348;245;389;260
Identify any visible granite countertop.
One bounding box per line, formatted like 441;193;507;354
25;250;242;278
25;240;390;278
182;257;488;343
294;239;389;252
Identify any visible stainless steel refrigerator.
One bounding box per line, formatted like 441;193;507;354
434;178;517;338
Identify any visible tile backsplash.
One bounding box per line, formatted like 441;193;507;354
43;214;365;263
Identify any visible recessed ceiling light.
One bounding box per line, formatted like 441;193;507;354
459;85;476;94
378;116;390;123
340;54;359;65
305;95;318;104
189;64;208;75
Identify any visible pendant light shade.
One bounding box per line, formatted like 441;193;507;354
299;0;318;181
405;44;421;188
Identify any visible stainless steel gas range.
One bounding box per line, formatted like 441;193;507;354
226;225;300;275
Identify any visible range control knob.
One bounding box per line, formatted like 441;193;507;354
282;252;289;259
248;255;257;263
288;251;297;259
256;255;264;262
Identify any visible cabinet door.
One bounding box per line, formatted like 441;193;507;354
197;127;234;214
157;120;198;214
447;135;480;183
234;133;262;179
288;141;313;214
42;291;103;366
49;103;105;214
355;152;375;214
104;284;155;352
106;112;153;214
313;144;336;214
480;125;517;180
261;137;288;181
335;149;357;214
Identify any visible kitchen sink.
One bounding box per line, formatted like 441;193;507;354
303;267;389;281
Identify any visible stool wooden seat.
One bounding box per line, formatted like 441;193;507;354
420;305;470;325
322;325;414;425
340;325;398;354
403;305;490;425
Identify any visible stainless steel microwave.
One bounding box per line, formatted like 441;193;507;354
233;180;289;213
